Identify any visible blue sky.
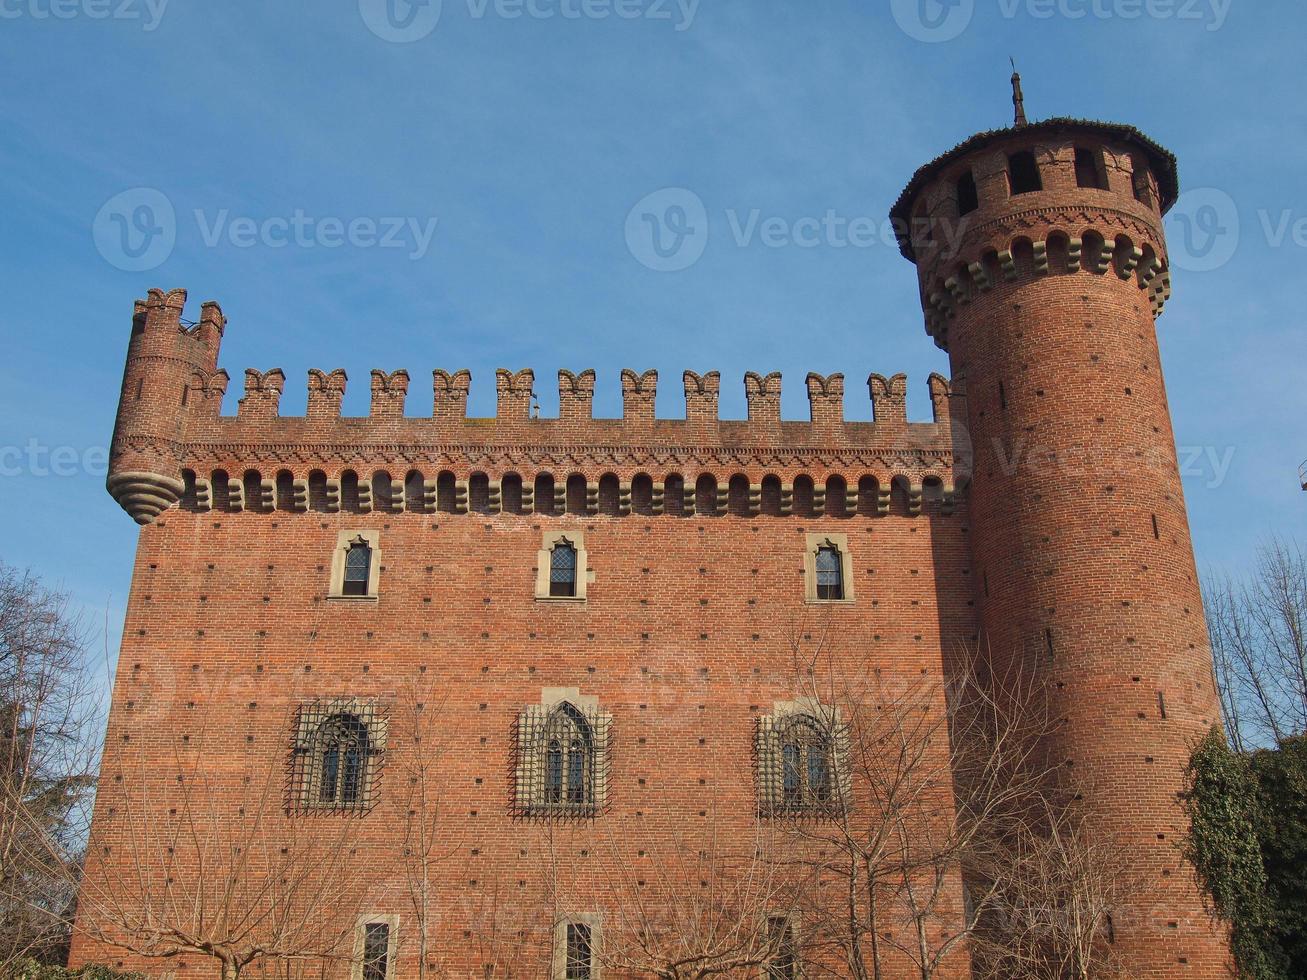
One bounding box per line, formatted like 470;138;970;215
0;0;1303;666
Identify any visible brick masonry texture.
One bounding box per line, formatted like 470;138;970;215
74;114;1230;978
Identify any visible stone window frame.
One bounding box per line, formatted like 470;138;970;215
514;688;611;819
351;914;399;980
290;698;388;813
536;529;589;602
552;912;602;980
803;532;854;604
328;529;382;600
756;698;850;818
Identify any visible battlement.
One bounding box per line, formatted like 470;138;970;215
107;291;968;525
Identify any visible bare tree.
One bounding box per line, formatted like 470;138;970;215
395;680;461;980
73;722;365;980
0;564;101;969
1206;536;1307;750
970;791;1134;980
583;812;800;978
781;624;1062;980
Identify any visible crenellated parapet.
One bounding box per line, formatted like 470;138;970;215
683;370;720;428
558;369;596;421
432;369;471;420
744;372;782;426
107;292;969;525
307;368;348;419
370;370;410;419
620;369;657;424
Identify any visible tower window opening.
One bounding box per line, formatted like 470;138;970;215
1007;150;1042;195
956;170;979;216
1131;157;1154;206
1075;147;1108;189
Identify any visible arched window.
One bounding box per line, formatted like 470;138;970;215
1074;146;1107;189
343;538;372;596
1007;150;1042;195
542;703;593;812
291;700;385;812
778;715;833;811
516;695;610;818
816;545;843;600
550;538;578;598
316;714;369;805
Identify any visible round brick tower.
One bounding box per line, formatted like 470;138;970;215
109;287;225;524
891;93;1229;975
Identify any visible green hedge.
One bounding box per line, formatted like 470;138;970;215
1183;730;1307;979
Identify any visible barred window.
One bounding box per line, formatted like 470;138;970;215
565;922;593;979
550;540;578;598
515;695;611;818
319;714;368;805
781;716;832;809
815;545;843;601
758;705;845;817
544;704;592;809
291;700;386;813
766;916;798;979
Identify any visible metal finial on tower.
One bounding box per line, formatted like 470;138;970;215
1010;58;1028;127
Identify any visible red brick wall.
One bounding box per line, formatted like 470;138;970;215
73;495;975;978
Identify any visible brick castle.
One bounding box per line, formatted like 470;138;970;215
74;95;1230;978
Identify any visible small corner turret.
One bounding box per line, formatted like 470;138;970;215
108;289;226;524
